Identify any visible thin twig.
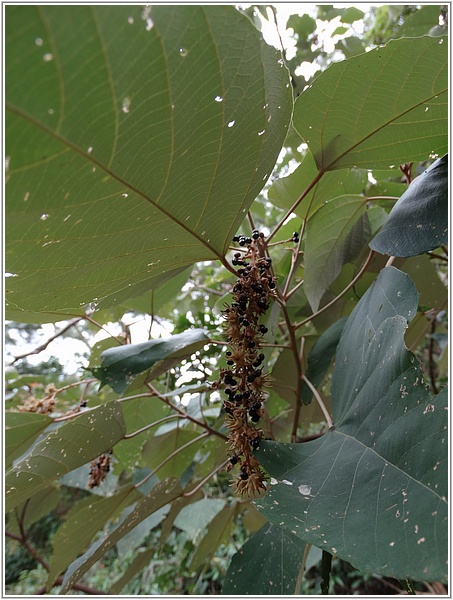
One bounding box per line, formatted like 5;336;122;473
182;459;230;497
8;318;83;365
385;255;396;267
134;431;210;489
294;249;374;331
286;277;304;300
302;375;333;428
146;383;227;441
123;414;184;439
83;314;126;344
267;170;324;243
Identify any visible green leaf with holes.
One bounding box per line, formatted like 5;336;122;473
60;477;182;593
293;36;447;171
5;401;126;511
223;523;307;594
91;328;209;394
370;155;448;257
5;5;292;322
255;267;448;583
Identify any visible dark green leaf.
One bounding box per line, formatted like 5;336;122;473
60;477;182;592
47;485;138;587
223;523;307;594
5;401;126;511
301;317;348;404
5;411;52;469
255;267;448;582
91;329;209;394
369;155;448;256
5;5;292;322
293;37;447;171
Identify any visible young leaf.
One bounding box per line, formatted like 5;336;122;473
5;401;126;511
255;267;448;583
369;155;448;256
223;523;307;595
47;485;138;588
293;36;447;171
60;477;183;593
91;329;209;394
304;195;370;311
5;5;292;321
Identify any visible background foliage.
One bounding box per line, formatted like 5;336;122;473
5;4;448;595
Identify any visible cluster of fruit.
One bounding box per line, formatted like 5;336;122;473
215;230;277;496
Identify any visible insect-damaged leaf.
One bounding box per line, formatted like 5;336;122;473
255;267;447;583
5;411;53;469
369;155;448;257
5;401;126;511
91;328;209;394
5;5;292;321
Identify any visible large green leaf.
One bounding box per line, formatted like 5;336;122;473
223;523;307;594
5;5;292;321
47;485;138;588
91;328;209;394
255;267;448;582
60;477;182;592
369;155;448;256
304;195;370;311
142;429;202;479
5;401;126;511
5;411;52;469
293;36;447;171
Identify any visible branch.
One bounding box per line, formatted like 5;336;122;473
302;374;333;428
8;318;83;365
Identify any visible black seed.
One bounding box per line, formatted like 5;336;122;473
268;281;276;289
242;318;250;326
224;388;231;395
233;236;240;242
234;252;241;258
247;373;256;383
247;340;256;348
252;231;260;240
224;406;233;414
253;402;262;410
226;350;232;357
259;324;268;334
259;232;265;238
232;259;238;266
250;413;260;423
230;379;237;387
240;470;249;480
245;237;252;244
250;438;260;449
230;455;238;465
227;360;234;366
242;391;251;399
239;238;246;246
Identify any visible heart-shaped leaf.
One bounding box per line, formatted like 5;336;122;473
223;523;307;594
91;328;209;394
5;401;126;511
370;155;448;256
293;36;447;171
255;267;448;583
5;5;292;321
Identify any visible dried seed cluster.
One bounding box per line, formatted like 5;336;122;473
216;230;276;497
88;451;112;488
19;383;57;415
